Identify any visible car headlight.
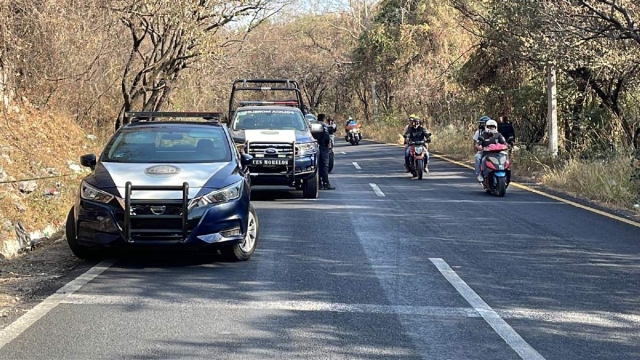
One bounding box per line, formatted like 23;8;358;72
296;142;316;156
80;181;114;204
190;180;243;209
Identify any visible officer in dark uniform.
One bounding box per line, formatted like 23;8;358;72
316;114;335;190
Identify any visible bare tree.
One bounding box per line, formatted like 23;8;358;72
112;0;286;129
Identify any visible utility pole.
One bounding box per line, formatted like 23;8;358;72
362;1;379;122
547;64;558;157
371;80;378;122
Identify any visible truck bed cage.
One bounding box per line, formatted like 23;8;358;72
228;78;307;119
238;100;300;107
125;111;223;123
233;79;301;89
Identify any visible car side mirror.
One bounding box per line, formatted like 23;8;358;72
240;153;253;166
310;123;323;134
80;154;96;170
232;135;245;144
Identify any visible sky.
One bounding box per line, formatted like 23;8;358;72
226;0;377;31
294;0;353;14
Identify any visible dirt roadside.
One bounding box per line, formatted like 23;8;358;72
0;234;93;329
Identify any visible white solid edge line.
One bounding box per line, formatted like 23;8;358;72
0;259;115;350
429;258;546;360
352;161;361;169
369;183;385;197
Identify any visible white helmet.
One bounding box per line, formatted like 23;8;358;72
485;119;498;129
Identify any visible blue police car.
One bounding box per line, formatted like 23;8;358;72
65;112;259;261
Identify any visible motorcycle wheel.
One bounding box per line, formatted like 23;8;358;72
496;176;507;197
416;159;424;180
329;152;334;173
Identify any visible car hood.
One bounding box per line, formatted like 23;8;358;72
98;162;232;200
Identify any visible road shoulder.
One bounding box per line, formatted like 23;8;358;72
0;237;91;329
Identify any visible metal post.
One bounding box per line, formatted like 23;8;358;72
547;64;558;157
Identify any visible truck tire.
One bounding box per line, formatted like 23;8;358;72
303;172;319;198
329;152;334;173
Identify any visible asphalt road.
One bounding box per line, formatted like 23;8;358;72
1;140;639;359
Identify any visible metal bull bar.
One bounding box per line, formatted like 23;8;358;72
124;182;189;243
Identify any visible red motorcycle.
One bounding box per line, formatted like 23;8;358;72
479;143;511;196
408;140;427;180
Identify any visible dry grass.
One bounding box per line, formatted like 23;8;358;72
365;121;473;158
542;157;635;208
364;122;406;145
0;106;105;258
365;122;639;211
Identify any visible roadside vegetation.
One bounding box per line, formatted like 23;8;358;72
1;0;640;261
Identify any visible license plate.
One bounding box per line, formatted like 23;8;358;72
252;159;288;166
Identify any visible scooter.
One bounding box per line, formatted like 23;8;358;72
479;143;511;196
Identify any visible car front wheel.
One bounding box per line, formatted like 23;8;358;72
227;204;259;261
66;207;101;260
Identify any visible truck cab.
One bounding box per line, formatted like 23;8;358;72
226;79;325;198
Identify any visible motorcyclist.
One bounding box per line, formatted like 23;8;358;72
345;116;356;128
402;114;418;172
473;116;490;181
404;116;431;174
475;119;507;182
344;116;361;141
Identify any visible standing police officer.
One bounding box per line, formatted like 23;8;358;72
317;114;335;190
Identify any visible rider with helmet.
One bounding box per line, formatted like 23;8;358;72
475;118;507;182
404;115;431;173
473;116;490;181
344;116;362;142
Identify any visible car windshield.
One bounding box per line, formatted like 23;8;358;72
102;126;232;163
231;109;308;131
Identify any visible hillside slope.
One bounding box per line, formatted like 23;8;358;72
0;105;102;258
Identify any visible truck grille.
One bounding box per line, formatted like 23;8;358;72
247;143;294;157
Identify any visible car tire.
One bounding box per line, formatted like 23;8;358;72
65;207;101;260
226;204;259;261
302;171;319;199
